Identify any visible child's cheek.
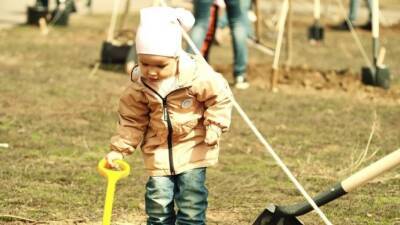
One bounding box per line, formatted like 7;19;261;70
160;68;174;78
139;66;146;75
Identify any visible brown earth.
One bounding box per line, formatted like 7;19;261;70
214;63;400;105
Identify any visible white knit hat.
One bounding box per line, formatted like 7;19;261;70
135;7;195;57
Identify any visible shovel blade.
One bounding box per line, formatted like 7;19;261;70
253;205;304;225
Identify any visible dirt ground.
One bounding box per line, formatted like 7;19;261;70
216;62;400;104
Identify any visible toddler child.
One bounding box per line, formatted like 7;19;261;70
105;6;233;225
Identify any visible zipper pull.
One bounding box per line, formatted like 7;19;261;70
162;99;168;121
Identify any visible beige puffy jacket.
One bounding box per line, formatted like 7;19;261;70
110;52;233;176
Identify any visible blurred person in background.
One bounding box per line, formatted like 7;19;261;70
332;0;372;31
215;0;255;43
190;0;250;90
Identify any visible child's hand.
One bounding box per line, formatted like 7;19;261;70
105;151;124;169
204;125;222;146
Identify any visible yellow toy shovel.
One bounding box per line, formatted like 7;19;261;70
98;158;130;225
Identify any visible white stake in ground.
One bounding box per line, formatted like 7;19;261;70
335;0;373;73
308;0;324;43
372;0;379;66
107;0;123;42
270;0;289;92
253;0;262;43
368;0;390;88
285;0;293;67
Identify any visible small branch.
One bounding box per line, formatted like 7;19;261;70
82;136;91;151
0;143;9;148
0;214;37;223
88;62;100;78
369;173;400;184
351;111;379;172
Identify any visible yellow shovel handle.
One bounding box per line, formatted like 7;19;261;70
97;159;131;225
103;178;117;225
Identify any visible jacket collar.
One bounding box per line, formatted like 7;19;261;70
176;51;197;88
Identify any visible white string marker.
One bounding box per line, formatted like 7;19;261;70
272;0;289;71
335;0;374;73
271;0;289;91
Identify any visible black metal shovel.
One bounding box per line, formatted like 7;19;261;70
361;0;391;89
308;0;324;43
253;148;400;225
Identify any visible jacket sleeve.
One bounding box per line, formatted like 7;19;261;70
110;84;150;154
193;71;233;132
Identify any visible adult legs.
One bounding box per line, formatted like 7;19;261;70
190;0;214;53
241;0;254;38
348;0;359;22
218;0;253;37
349;0;372;22
356;0;372;30
365;0;372;22
330;0;359;30
225;0;248;77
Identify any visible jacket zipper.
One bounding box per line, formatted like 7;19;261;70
162;98;175;175
142;82;186;175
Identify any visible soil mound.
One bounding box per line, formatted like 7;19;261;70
214;63;400;104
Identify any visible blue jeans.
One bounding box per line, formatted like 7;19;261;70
218;0;254;38
190;0;248;77
145;168;208;225
348;0;372;22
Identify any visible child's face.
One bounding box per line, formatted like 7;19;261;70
138;54;178;82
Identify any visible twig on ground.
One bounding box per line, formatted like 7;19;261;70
339;111;381;176
0;143;9;148
39;18;49;36
0;214;37;223
0;214;89;225
89;62;101;78
352;111;379;171
304;174;336;181
82;136;91;151
369;173;400;184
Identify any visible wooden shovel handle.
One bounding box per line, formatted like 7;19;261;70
253;0;262;43
377;47;386;67
342;149;400;192
274;148;400;217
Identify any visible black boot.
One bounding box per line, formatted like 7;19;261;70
331;20;354;31
359;21;372;31
35;0;49;8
